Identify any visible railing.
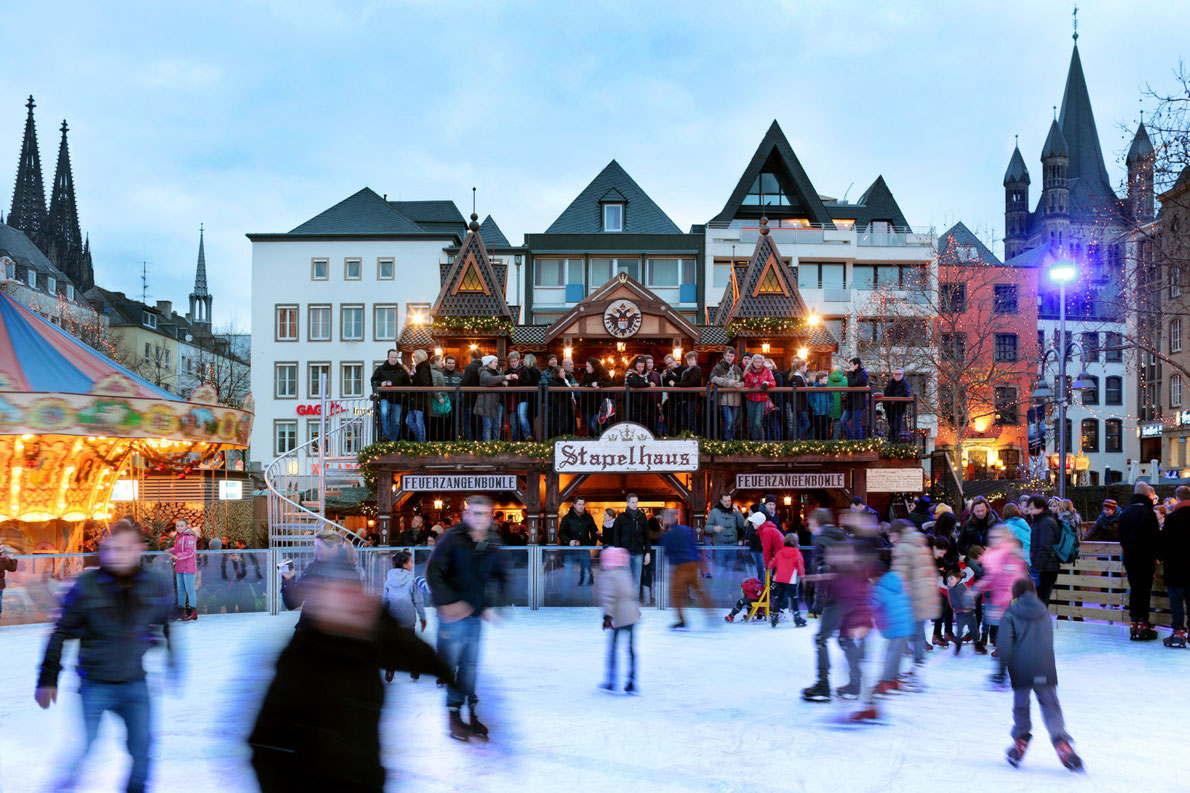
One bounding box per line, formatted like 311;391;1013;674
375;383;922;447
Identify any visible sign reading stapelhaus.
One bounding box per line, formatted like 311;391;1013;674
554;422;699;473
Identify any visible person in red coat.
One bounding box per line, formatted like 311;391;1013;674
750;512;785;573
768;533;807;627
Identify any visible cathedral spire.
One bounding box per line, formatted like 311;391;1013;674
189;225;212;329
48;120;82;258
9;96;48;245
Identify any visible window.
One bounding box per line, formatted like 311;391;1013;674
142;311;157;329
588;257;638;284
1106;376;1122;405
341;362;364;398
1172;265;1183;298
1172;374;1184;408
275;362;297;399
992;284;1018;314
713;262;733;288
143;342;151;361
1104;331;1123;362
275;305;298;341
308;305;331;341
1082;332;1100;362
1081;419;1099;453
1038;330;1045;352
1082;375;1099;405
743;171;792;206
941;332;967;362
340;305;364;340
798;262;846;290
307;420;321;454
26;269;36;288
308;363;330;399
994;333;1019;362
65;284;74;301
374;305;397;341
274;420;298;456
405;303;430;326
1106;419;1123;453
163;349;170;367
645;258;695;287
994;386;1019;426
602;203;623;232
535;258;584;286
311;259;328;280
377;258;394;280
344;258;361;280
1172;319;1183;354
46;276;56;294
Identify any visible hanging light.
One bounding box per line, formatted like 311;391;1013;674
433;499;444;510
761;342;771;354
563;346;573;359
433;346;443;357
1072;369;1096;391
797;347;809;360
783;494;792;506
1031;379;1054;401
469;343;478;351
616;342;626;352
806;310;822;326
673;346;683;359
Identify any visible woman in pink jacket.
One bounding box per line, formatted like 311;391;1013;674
974;525;1028;685
742;355;775;440
170;519;199;620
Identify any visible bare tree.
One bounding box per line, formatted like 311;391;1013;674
185;321;251;408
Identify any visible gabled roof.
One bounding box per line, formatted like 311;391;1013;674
431;217;513;320
713;223;809;325
1002;244;1050;269
1161;165;1190;201
710;120;834;227
1003;144;1030;185
478;215;511;247
1127;122;1154;166
0;221;73;284
389;200;466;236
544;160;682;234
937;222;1004;267
1041;119;1069;159
854;176;910;228
1057;44;1116;202
289;188;426;235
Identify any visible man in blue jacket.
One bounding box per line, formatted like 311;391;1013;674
660;509;713;630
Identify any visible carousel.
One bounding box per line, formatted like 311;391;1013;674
0;291;253;554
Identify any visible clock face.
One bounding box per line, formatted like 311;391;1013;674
603;299;642;338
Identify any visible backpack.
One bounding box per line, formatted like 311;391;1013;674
1054;514;1081;564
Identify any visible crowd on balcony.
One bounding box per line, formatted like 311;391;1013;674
370;347;916;444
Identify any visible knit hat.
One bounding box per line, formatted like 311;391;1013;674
1102;499;1118;509
481;355;498;367
763;494;777;504
748;511;768;527
600;547;629;569
933;504;953;516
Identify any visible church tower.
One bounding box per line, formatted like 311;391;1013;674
1126;119;1155;224
47;119;92;291
189;225;212;331
1039;116;1071;254
8;96;48;248
1003;136;1031;260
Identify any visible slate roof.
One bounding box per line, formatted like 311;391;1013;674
545;160;682;234
937;222;1004;267
698;326;729;346
712;226;809;325
289;188;426;235
1057;45;1117;203
1126;122;1154;166
511;326;547;345
390;200;466;236
853;176;910;229
1003;145;1030;185
1001;245;1050;269
0;221;74;286
1041;119;1069;159
397;324;434;347
478;215;511;247
431;220;513;320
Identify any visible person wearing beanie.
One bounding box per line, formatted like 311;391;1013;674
750;494;784;535
475;356;510;441
1085;499;1120;541
907;497;932;530
597;547;641;694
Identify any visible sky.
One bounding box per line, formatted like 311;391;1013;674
3;0;1187;326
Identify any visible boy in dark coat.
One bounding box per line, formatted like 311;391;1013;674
1118;482;1161;641
1160;486;1190;647
559;498;599;586
998;578;1082;771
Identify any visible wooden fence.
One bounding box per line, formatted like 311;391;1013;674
1049;541;1171;627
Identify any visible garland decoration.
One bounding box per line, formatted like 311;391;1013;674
431;316;515;335
725;316;808;337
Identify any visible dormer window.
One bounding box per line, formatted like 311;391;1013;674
66;284;74;301
46;276;56;294
142;311;157;329
26;270;36;288
602;203;623;232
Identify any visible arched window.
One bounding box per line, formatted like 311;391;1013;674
1172;374;1184;409
1081;419;1099;453
1106;376;1123;405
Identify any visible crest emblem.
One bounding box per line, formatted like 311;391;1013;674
603;299;641;338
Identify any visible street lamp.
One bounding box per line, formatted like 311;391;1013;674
1038;260;1084;498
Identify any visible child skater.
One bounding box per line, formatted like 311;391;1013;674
946;568;977;655
868;561;915;699
999;578;1083;771
768;533;808;627
597;547;641;694
381;550;427;682
975;527;1028;687
724;575;765;622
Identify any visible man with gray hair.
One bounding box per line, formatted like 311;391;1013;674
1119;480;1161;641
659;508;713;630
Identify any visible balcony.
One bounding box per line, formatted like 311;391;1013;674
706;220;934;249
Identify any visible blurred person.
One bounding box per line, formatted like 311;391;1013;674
170;519;198;621
1162;486;1190;647
975;527;1029;686
906;496;932;530
999;578;1083;771
280;530;347;629
1085;498;1120;540
382;550;427;682
36;520;176;793
803;540;873;710
945;568;977;655
887;520;939;675
1001;503;1032;558
249;560;452;792
807;507;845;617
0;542;18;619
597;547;641;694
559;497;598;586
660;508;714;630
426;494;509;741
867;556;915;702
1119;481;1161;641
767;532;807;628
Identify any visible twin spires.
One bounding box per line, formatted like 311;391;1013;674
48;119;81;256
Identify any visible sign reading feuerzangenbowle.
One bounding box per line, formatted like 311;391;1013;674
399;474;518;491
554;422;699;473
735;473;845;490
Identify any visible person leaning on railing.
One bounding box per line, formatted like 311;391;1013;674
678;351;702;435
371;349;410;442
709;347;743;441
582;358;613;435
475;355;510;441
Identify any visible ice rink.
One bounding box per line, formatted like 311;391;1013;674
0;607;1184;793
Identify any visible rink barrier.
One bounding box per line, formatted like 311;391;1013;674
1049;541;1171;627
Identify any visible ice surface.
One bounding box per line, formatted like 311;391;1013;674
0;608;1185;793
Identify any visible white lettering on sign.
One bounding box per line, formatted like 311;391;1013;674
865;467;925;493
554;422;699;473
1141;424;1163;438
734;473;845;490
400;474;518;491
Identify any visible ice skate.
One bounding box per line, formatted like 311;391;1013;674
448;709;470;742
846;706;882;723
835;682;860;700
896;671;923;692
384;669;395;683
410;672;420;680
468;709;489;741
793;612;807;628
624;681;638;696
184;607;198;621
973;641;988;655
932;635;949;648
599;682;616;694
871;679;900;697
801;680;831;702
1006;738;1029;767
1137;622;1159;641
724;614;735;623
1054;739;1083;771
1163;629;1187;648
669;620;688;631
770;611;780;628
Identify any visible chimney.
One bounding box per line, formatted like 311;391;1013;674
156;300;172;316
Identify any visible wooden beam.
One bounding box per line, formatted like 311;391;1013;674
558;473;588;503
659;472;691;502
525;470;542;544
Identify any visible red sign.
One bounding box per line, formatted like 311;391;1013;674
296;402;348;417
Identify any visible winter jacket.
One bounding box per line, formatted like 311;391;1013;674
661;524;701;566
947;580;975;613
832;570;874;634
0;551;18;589
958;511;998;555
248;610;451;792
758;521;784;568
425;524;508;615
1085;510;1120;541
38;566;174;688
809;382;831;416
678;363;702;388
811;524;847;575
998;591;1058;689
974;544;1029;618
891;528;940;621
171;527;197;574
474;367;509;419
460;357;483;409
1161;502;1190;588
870;571;914;639
1029;509;1063;573
612;509;651;556
768;546;806;584
742;364;775;401
1118;494;1160;573
597;566;640;628
882;377;910;428
845;367;868;411
826;370;847;418
705;503;744;546
906;503;932;530
382;568;425;628
709;360;743;407
740;577;764;601
559;508;598;546
371;361;411;406
1005;516;1032;559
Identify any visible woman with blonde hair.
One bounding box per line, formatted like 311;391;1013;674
406;349;432;442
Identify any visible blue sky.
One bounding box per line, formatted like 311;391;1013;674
3;0;1186;325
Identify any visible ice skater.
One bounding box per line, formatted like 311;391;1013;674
596;547;641;694
724;575;765;622
998;578;1083;771
767;532;807;627
867;561;914;702
802;539;870;704
382;550;427;682
945;568;976;655
35;519;177;793
660;508;715;630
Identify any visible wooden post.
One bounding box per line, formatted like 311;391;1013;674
692;469;707;539
544;470;560;544
377;470;393;545
525;470;542;544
